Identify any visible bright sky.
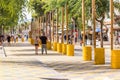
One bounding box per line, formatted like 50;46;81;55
22;7;32;22
25;12;32;21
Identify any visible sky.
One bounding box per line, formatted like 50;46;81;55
25;11;32;21
21;7;32;23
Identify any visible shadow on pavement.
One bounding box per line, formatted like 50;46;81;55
10;53;62;56
10;49;35;52
43;61;111;73
40;77;68;80
1;60;44;67
1;57;112;75
3;42;32;47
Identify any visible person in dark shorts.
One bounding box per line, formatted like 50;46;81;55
39;33;47;55
34;36;39;55
7;35;11;46
0;36;2;46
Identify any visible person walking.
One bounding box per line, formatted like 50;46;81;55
0;36;3;46
39;33;47;55
34;36;39;55
7;35;11;46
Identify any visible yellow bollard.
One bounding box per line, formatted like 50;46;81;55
38;40;41;47
67;44;74;56
62;44;67;55
16;38;18;42
32;39;34;45
30;38;32;44
111;50;120;69
47;41;51;50
28;38;31;42
31;38;34;45
57;43;62;53
83;46;92;61
94;48;105;64
21;38;24;42
53;42;57;51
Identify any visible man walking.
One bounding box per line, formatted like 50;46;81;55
39;33;47;55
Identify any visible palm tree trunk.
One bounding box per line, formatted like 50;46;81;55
62;7;64;43
65;3;68;44
56;9;59;42
82;0;85;46
92;0;96;48
100;21;103;47
110;0;114;50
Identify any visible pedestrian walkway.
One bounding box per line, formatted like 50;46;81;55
0;41;120;80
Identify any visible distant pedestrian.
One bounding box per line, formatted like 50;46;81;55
7;35;11;46
39;33;47;55
0;36;3;46
34;36;39;55
64;34;66;42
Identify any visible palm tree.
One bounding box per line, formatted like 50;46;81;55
29;0;120;47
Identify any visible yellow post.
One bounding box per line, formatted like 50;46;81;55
53;42;57;51
94;48;105;64
83;46;92;61
47;41;51;50
111;50;120;69
16;37;18;42
67;44;74;56
57;43;62;53
21;38;24;42
62;43;67;55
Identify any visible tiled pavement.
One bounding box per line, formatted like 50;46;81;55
0;41;120;80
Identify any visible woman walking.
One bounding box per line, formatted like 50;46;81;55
34;36;39;55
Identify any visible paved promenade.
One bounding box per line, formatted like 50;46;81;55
0;41;120;80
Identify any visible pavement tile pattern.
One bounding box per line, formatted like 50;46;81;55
0;41;120;80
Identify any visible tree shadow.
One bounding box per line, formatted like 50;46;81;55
40;77;68;80
10;52;62;56
43;61;113;74
3;42;32;47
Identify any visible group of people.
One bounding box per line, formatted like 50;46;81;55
0;34;19;46
0;35;3;46
34;33;47;55
6;35;19;46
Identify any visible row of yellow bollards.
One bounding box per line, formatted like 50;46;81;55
29;38;120;69
28;38;74;56
10;38;23;43
83;46;120;69
52;42;74;56
83;46;105;64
